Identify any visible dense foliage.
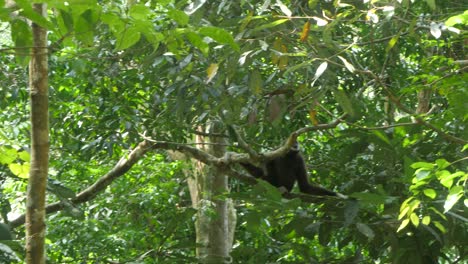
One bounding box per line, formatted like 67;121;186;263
0;0;466;263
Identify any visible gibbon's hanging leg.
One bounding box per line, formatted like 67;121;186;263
240;143;339;197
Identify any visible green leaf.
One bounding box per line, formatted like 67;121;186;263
433;221;446;233
443;186;463;213
439;171;464;189
410;213;419;227
0;147;17;165
129;4;151;20
425;0;436;10
186;31;209;55
422;215;431;225
351;192;387;205
435;159;450;169
199;26;239;51
17;151;30;162
414;169;432;181
333;89;355;117
251;19;289;32
9;162;30;178
397;219;410;232
411;162;434;170
168;9;189;26
11;19;32;65
423;189;437;199
386;35;399;52
116;26;141;50
398;205;409;220
445;10;468;26
249;70;263;95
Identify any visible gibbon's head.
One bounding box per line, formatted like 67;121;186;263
290;141;300;152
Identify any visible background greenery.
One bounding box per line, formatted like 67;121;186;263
0;0;467;263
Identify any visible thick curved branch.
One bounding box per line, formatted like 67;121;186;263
11;140;152;228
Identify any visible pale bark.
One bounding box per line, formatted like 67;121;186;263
25;3;48;264
189;123;236;263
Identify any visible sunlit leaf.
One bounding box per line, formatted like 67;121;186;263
276;0;292;17
9;162;30;178
423;189;437;199
0;147;17;165
314;61;328;79
397;219;410;232
422;216;431;225
199;26;239;51
398;205;409;220
410;213;419;227
435;159;450;170
206;63;219;83
433;221;446;233
337;56;355;73
252;19;290;32
414;169;432;181
386;35;399;52
445;11;468;26
443;186;463;212
312;16;328;26
411;162;434;169
116;27;141;50
168;9;190;26
129;4;151;20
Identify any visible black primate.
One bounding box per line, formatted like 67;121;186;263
241;143;338;196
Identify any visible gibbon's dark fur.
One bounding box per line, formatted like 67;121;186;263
241;143;338;196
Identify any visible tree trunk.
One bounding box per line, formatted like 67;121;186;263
188;122;236;263
25;3;49;264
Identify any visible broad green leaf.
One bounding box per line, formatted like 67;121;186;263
435;159;450;169
411;162;434;170
410;213;419;227
199;26;239;51
333;89;355;117
116;26;141;50
422;215;431;225
18;151;30;162
356;223;374;239
11;19;32;65
168;9;189;26
0;147;17;165
249;70;263;95
425;0;436;10
423;189;437;199
414;168;432;181
445;11;468;26
186;31;209;55
398;204;409;220
440;171;464;189
443;186;463;212
129;4;151;20
9;162;30;178
397;219;410;232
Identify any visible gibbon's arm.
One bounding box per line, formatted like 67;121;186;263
295;157;338;197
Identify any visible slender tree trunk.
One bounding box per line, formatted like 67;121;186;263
25;3;49;264
188;122;236;263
